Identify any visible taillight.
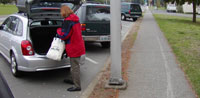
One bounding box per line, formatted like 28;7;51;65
81;24;86;31
129;10;131;14
21;40;34;56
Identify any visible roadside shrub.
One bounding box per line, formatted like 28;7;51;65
177;5;183;13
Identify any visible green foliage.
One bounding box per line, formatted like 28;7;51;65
154;14;200;97
177;5;183;13
0;0;12;4
0;4;17;15
90;0;105;3
157;0;161;7
164;0;199;5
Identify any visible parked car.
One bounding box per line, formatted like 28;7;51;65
167;3;177;12
121;2;142;21
75;3;111;48
0;71;14;98
0;0;81;77
198;7;200;14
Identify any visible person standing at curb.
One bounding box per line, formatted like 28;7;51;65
57;5;85;92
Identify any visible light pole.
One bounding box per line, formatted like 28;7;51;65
106;0;126;89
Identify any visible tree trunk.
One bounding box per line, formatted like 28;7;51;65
193;0;196;22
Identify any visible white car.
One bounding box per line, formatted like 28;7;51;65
167;4;177;12
197;7;200;14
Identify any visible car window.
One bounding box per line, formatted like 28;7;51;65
86;6;110;22
9;17;18;33
15;18;23;36
122;4;129;10
76;7;82;20
31;2;74;13
1;17;12;32
131;4;141;12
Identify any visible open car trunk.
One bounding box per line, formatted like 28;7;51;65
16;0;81;20
30;26;59;55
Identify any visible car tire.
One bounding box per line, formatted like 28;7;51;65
132;18;137;21
10;53;21;77
101;42;110;48
121;14;126;21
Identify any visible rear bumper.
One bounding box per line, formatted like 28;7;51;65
125;14;142;18
17;54;70;72
83;35;110;42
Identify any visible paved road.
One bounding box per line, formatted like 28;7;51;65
0;15;7;24
152;9;200;18
0;15;134;98
119;10;196;98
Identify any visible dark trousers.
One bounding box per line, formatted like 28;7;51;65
70;57;81;88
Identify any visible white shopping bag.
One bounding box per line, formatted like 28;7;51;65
80;54;86;65
46;37;65;61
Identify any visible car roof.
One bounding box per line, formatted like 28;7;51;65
82;3;110;7
8;13;28;21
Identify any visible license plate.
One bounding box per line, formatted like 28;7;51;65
100;36;110;41
84;37;98;41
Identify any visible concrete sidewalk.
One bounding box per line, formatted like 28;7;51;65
119;10;196;98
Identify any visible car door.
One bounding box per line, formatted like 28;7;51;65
0;17;12;58
1;16;18;59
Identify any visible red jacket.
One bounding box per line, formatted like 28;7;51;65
57;14;85;57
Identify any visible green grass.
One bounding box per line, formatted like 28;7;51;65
0;4;18;15
157;7;166;10
154;14;200;97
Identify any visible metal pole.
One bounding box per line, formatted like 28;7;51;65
109;0;125;85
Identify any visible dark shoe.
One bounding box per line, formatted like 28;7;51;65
67;87;81;92
63;79;74;85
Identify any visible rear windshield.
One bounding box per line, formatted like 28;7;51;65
86;6;110;22
31;2;74;12
131;4;141;12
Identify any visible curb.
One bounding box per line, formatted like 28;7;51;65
81;57;111;98
81;21;136;98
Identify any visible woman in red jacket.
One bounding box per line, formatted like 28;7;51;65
57;5;85;92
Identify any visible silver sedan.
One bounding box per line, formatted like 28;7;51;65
0;14;70;77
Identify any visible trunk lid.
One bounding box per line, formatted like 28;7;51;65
17;0;81;20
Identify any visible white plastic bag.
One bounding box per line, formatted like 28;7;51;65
79;54;86;65
46;37;65;61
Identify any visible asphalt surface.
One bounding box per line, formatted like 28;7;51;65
152;9;200;18
0;15;8;24
0;16;134;98
119;10;196;98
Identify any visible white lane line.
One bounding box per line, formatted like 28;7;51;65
122;25;130;28
86;57;98;64
122;23;134;41
156;34;174;98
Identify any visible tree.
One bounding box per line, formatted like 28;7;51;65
0;0;12;4
165;0;200;22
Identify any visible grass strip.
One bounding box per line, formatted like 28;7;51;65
154;14;200;97
0;4;18;15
